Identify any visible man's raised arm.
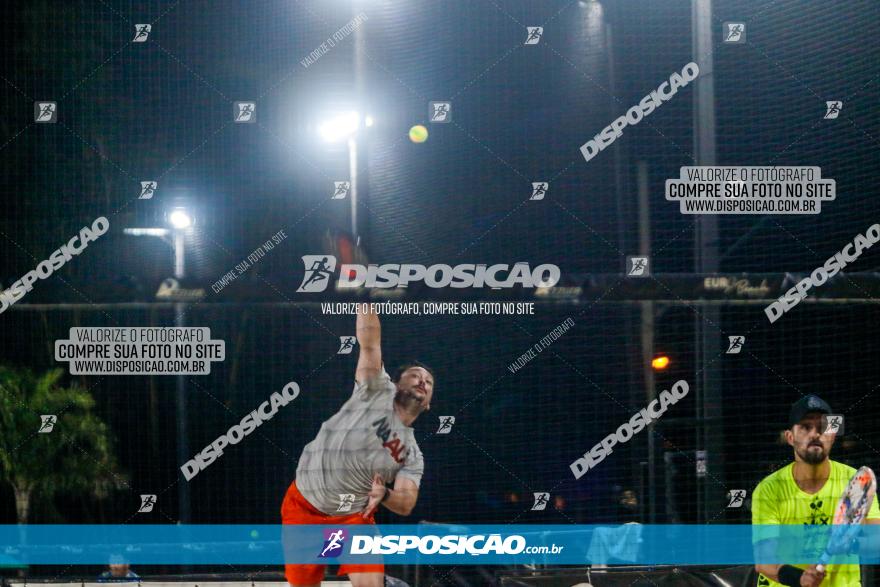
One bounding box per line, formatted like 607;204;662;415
355;303;382;384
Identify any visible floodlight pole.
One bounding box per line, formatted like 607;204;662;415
348;136;359;240
123;227;190;524
352;0;366;243
174;232;185;279
636;161;657;524
692;0;723;523
173;230;190;524
605;13;658;524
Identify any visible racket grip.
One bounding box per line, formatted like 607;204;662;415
817;547;832;571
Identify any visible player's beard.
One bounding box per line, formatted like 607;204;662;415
797;442;827;465
395;388;424;411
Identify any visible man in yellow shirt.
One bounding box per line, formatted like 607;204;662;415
752;395;880;586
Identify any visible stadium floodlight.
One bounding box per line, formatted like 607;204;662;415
318;111;374;239
168;208;193;230
319;111;362;143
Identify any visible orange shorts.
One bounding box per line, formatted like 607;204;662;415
280;480;383;586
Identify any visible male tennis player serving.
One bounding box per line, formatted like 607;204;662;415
281;303;434;587
752;395;880;587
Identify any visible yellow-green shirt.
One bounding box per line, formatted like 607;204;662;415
751;460;880;587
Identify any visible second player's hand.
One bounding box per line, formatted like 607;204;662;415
800;565;826;587
362;473;386;519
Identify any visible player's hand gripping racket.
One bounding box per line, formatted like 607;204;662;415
816;466;877;572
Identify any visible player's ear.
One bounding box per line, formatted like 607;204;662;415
783;428;794;447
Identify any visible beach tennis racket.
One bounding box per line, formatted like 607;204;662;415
816;466;876;572
322;228;369;283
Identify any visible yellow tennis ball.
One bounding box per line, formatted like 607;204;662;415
409;125;428;143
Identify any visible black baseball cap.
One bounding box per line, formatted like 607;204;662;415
789;394;832;427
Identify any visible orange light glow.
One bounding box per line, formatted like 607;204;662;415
651;356;670;370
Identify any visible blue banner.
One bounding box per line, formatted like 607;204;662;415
2;524;880;565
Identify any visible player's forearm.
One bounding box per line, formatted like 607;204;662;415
356;303;381;350
757;564;810;587
382;487;417;516
755;564;782;582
